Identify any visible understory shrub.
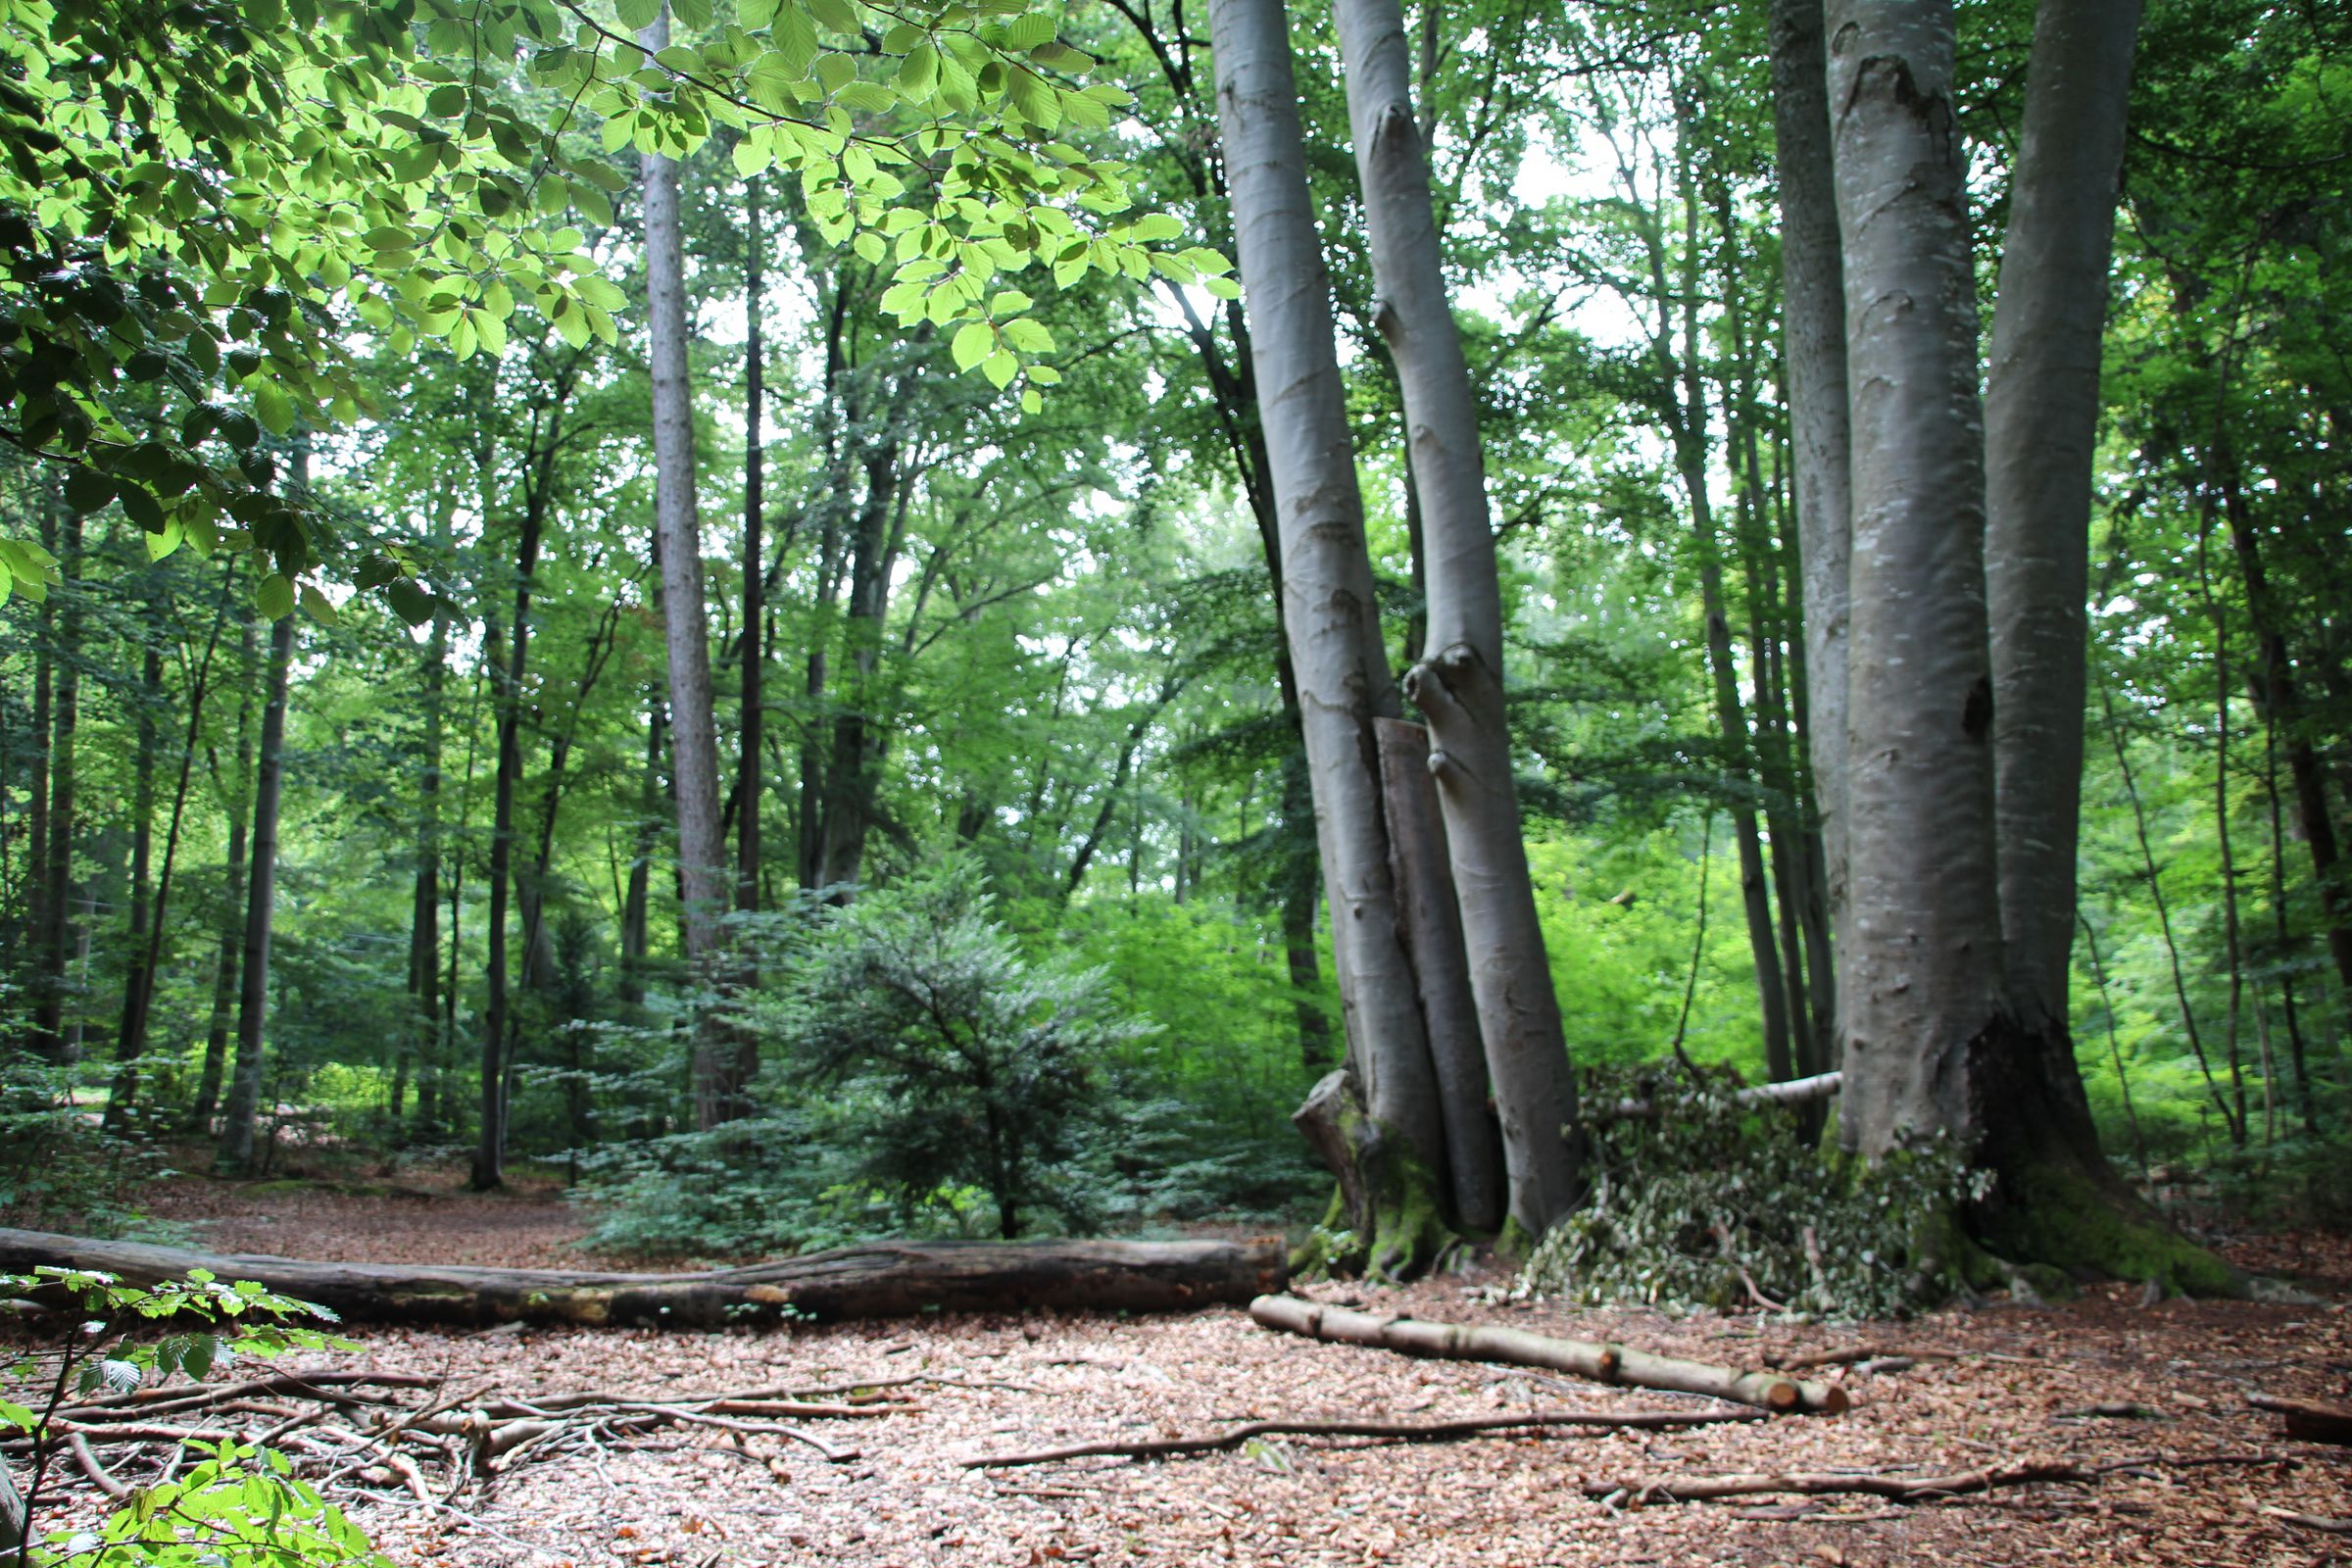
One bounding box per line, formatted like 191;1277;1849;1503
1515;1062;1987;1319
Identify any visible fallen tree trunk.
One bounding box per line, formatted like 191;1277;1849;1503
1250;1296;1846;1415
2249;1392;2352;1446
966;1404;1763;1469
0;1229;1286;1329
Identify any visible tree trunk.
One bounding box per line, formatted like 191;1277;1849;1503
1770;0;1853;994
30;508;79;1062
1209;0;1452;1277
1984;0;2143;1029
1376;718;1504;1233
620;700;663;1008
641;6;742;1131
219;607;296;1171
739;175;766;916
0;1229;1285;1329
816;443;906;893
106;643;161;1107
1827;1;2011;1157
406;507;450;1136
474;491;547;1190
192;614;259;1132
1332;0;1584;1244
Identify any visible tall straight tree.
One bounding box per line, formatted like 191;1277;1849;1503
1984;0;2145;1031
640;4;745;1130
1814;0;2223;1285
1330;0;1584;1242
738;175;767;916
1208;0;1454;1273
219;556;299;1168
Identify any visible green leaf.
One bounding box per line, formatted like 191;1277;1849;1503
615;0;662;27
63;466;116;514
951;320;994;371
254;382;297;437
300;584;339;626
255;573;295;619
385;579;435;627
981;349;1019;389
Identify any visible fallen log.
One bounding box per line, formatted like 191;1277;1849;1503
1250;1296;1846;1415
0;1229;1285;1329
965;1404;1764;1469
1585;1450;2279;1506
2248;1392;2352;1446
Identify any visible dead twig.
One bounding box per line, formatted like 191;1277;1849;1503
964;1405;1763;1469
69;1433;130;1500
2265;1507;2352;1536
1585;1451;2284;1506
1771;1346;1959;1372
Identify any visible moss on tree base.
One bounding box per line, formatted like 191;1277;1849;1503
1290;1071;1460;1281
1977;1160;2244;1299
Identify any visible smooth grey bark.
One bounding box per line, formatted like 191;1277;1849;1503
220;604;296;1171
1208;0;1449;1221
641;7;741;1130
30;508;78;1062
1332;0;1583;1240
1984;0;2143;1030
1770;0;1853;986
1376;718;1504;1232
1825;1;2010;1156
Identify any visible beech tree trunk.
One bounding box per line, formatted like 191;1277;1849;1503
0;1229;1285;1329
220;605;296;1171
406;503;450;1134
1332;0;1583;1243
1826;1;2012;1156
641;6;742;1131
1209;0;1452;1274
1984;0;2144;1030
1770;0;1853;981
1375;718;1503;1232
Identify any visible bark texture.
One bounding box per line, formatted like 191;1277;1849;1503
0;1230;1285;1329
1375;718;1503;1232
1984;0;2144;1029
1825;0;2010;1156
641;6;744;1130
1208;0;1449;1246
1770;0;1853;973
1333;0;1582;1240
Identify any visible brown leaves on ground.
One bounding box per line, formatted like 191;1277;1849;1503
66;1185;2352;1565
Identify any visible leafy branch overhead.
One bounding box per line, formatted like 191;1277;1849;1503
0;0;1230;615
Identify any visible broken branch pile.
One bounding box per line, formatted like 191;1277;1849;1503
1250;1295;1848;1414
6;1367;948;1507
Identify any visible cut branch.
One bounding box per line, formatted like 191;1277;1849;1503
1250;1295;1847;1415
965;1405;1762;1469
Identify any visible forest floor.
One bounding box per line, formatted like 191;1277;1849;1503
40;1176;2352;1566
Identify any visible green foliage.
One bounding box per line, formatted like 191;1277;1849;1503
0;1064;175;1241
770;854;1152;1239
1516;1065;1989;1320
2;1268;383;1568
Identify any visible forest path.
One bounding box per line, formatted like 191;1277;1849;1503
214;1227;2347;1568
137;1163;600;1268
